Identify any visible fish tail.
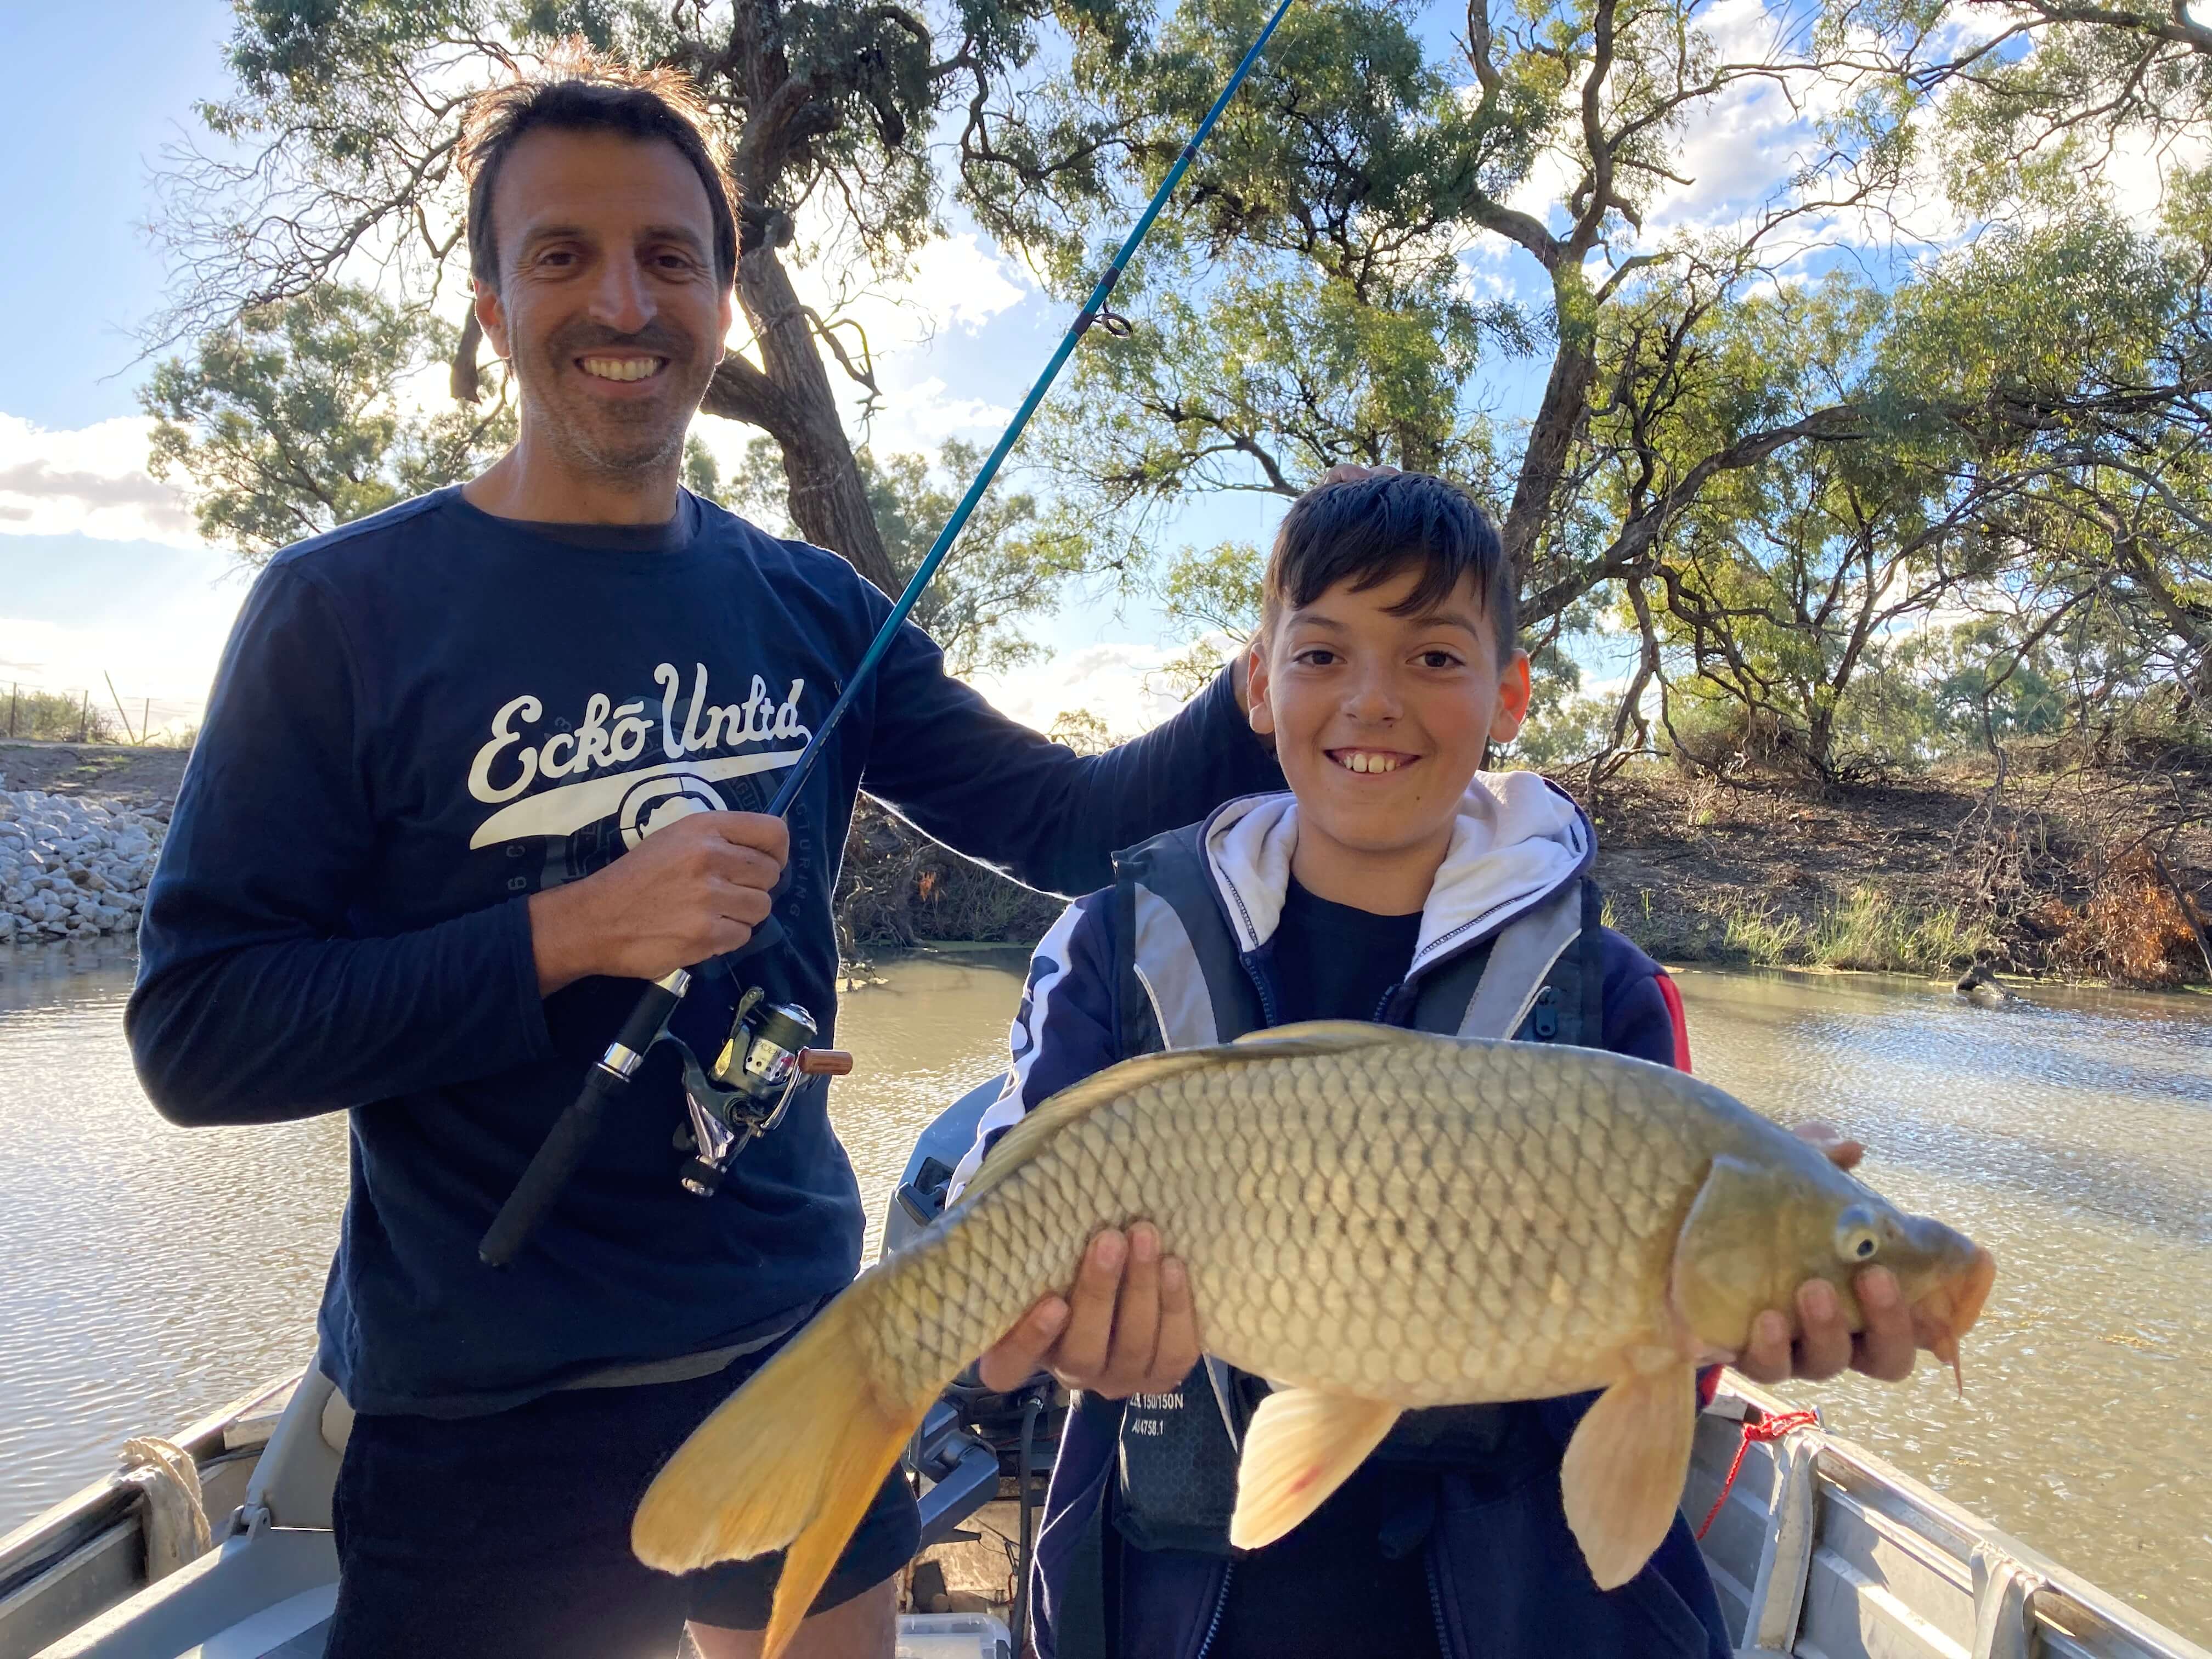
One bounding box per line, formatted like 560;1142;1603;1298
631;1277;938;1659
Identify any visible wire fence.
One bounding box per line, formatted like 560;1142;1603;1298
0;673;205;748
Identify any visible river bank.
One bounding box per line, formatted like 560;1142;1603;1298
844;746;2212;990
7;736;2206;989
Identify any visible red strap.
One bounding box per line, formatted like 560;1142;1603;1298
1656;972;1692;1074
1695;1409;1819;1539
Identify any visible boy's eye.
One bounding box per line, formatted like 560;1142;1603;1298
1417;651;1463;669
1295;648;1340;667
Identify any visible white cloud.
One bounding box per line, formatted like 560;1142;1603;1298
0;602;241;730
0;415;198;549
972;639;1223;736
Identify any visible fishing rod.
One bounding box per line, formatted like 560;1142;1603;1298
479;0;1300;1267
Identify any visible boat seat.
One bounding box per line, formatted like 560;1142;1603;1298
320;1387;354;1457
258;1618;334;1658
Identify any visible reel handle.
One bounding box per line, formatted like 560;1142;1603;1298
798;1048;854;1076
478;968;691;1267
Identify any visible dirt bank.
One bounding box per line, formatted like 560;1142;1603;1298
847;747;2212;991
0;742;190;810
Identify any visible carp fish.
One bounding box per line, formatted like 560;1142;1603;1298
633;1022;1995;1655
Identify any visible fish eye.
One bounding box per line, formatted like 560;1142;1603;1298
1833;1204;1883;1263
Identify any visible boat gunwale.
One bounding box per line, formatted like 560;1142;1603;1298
0;1372;299;1605
1714;1374;2211;1658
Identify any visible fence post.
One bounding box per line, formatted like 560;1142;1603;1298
143;698;151;743
79;690;89;744
8;683;15;740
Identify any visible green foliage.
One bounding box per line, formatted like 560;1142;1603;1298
1706;888;1998;974
720;436;1096;674
1;689;123;746
143;286;514;560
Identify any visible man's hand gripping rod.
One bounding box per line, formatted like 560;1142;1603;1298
478;0;1299;1267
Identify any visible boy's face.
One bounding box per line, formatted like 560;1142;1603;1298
1245;567;1532;866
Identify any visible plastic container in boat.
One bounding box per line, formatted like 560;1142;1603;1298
895;1610;1015;1659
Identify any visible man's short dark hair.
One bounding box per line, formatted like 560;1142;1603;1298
459;44;738;293
1263;472;1517;658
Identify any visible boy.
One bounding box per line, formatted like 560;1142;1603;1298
958;472;1760;1657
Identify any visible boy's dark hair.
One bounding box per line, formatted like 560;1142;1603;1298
459;44;738;294
1263;472;1517;658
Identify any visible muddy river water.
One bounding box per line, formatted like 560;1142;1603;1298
1;943;2206;1640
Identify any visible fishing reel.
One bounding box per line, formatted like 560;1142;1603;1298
675;987;852;1197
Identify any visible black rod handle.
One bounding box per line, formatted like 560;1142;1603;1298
478;969;690;1266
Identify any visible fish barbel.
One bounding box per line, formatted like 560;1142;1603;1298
634;1021;1995;1655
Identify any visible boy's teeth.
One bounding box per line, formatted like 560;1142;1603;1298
581;357;660;381
1338;751;1402;774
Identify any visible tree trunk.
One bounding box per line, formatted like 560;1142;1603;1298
1502;329;1597;578
701;240;898;596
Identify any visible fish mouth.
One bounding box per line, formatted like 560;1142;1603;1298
1920;1245;1997;1393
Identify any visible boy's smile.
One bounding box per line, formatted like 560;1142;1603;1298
1248;566;1531;914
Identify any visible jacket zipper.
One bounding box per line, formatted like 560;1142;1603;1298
1192;1561;1234;1659
1425;1549;1454;1657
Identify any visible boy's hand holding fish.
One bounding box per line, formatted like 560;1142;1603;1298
977;1221;1202;1397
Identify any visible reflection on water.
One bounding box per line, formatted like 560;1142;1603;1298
2;946;2206;1643
1673;968;2212;1641
0;946;1028;1539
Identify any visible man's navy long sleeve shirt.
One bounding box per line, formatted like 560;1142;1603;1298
127;487;1283;1415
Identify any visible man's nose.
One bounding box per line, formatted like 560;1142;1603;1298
586;256;654;334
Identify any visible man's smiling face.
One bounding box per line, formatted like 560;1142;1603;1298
1248;565;1531;869
475;126;733;483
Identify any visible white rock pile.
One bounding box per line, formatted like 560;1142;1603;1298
0;789;166;945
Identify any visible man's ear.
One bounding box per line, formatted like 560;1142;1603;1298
475;277;511;364
1245;633;1275;737
1490;648;1532;743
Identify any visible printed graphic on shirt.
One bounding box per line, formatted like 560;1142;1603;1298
463;661;816;890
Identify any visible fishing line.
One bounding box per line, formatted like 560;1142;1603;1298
481;0;1301;1266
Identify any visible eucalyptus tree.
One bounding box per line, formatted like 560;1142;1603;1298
143;285;517;558
974;0;1900;642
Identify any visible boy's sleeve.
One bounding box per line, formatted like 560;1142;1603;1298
1596;927;1689;1071
946;888;1122;1199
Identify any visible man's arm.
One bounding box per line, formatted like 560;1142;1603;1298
128;567;787;1126
128;567;555;1126
859;617;1281;899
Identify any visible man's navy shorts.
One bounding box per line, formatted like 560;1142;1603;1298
322;1338;921;1658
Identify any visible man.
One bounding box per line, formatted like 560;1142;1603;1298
127;50;1278;1659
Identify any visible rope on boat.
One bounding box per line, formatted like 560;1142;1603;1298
117;1435;212;1580
1695;1410;1820;1541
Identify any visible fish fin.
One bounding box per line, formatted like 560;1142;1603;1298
1559;1362;1698;1591
1228;1389;1402;1550
957;1047;1224;1207
1226;1020;1432;1054
632;1287;935;1659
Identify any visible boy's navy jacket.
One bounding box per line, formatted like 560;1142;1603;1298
959;778;1730;1659
125;487;1283;1418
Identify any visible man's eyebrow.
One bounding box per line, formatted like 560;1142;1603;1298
639;223;712;254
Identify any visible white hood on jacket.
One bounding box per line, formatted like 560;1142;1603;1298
1199;771;1592;977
